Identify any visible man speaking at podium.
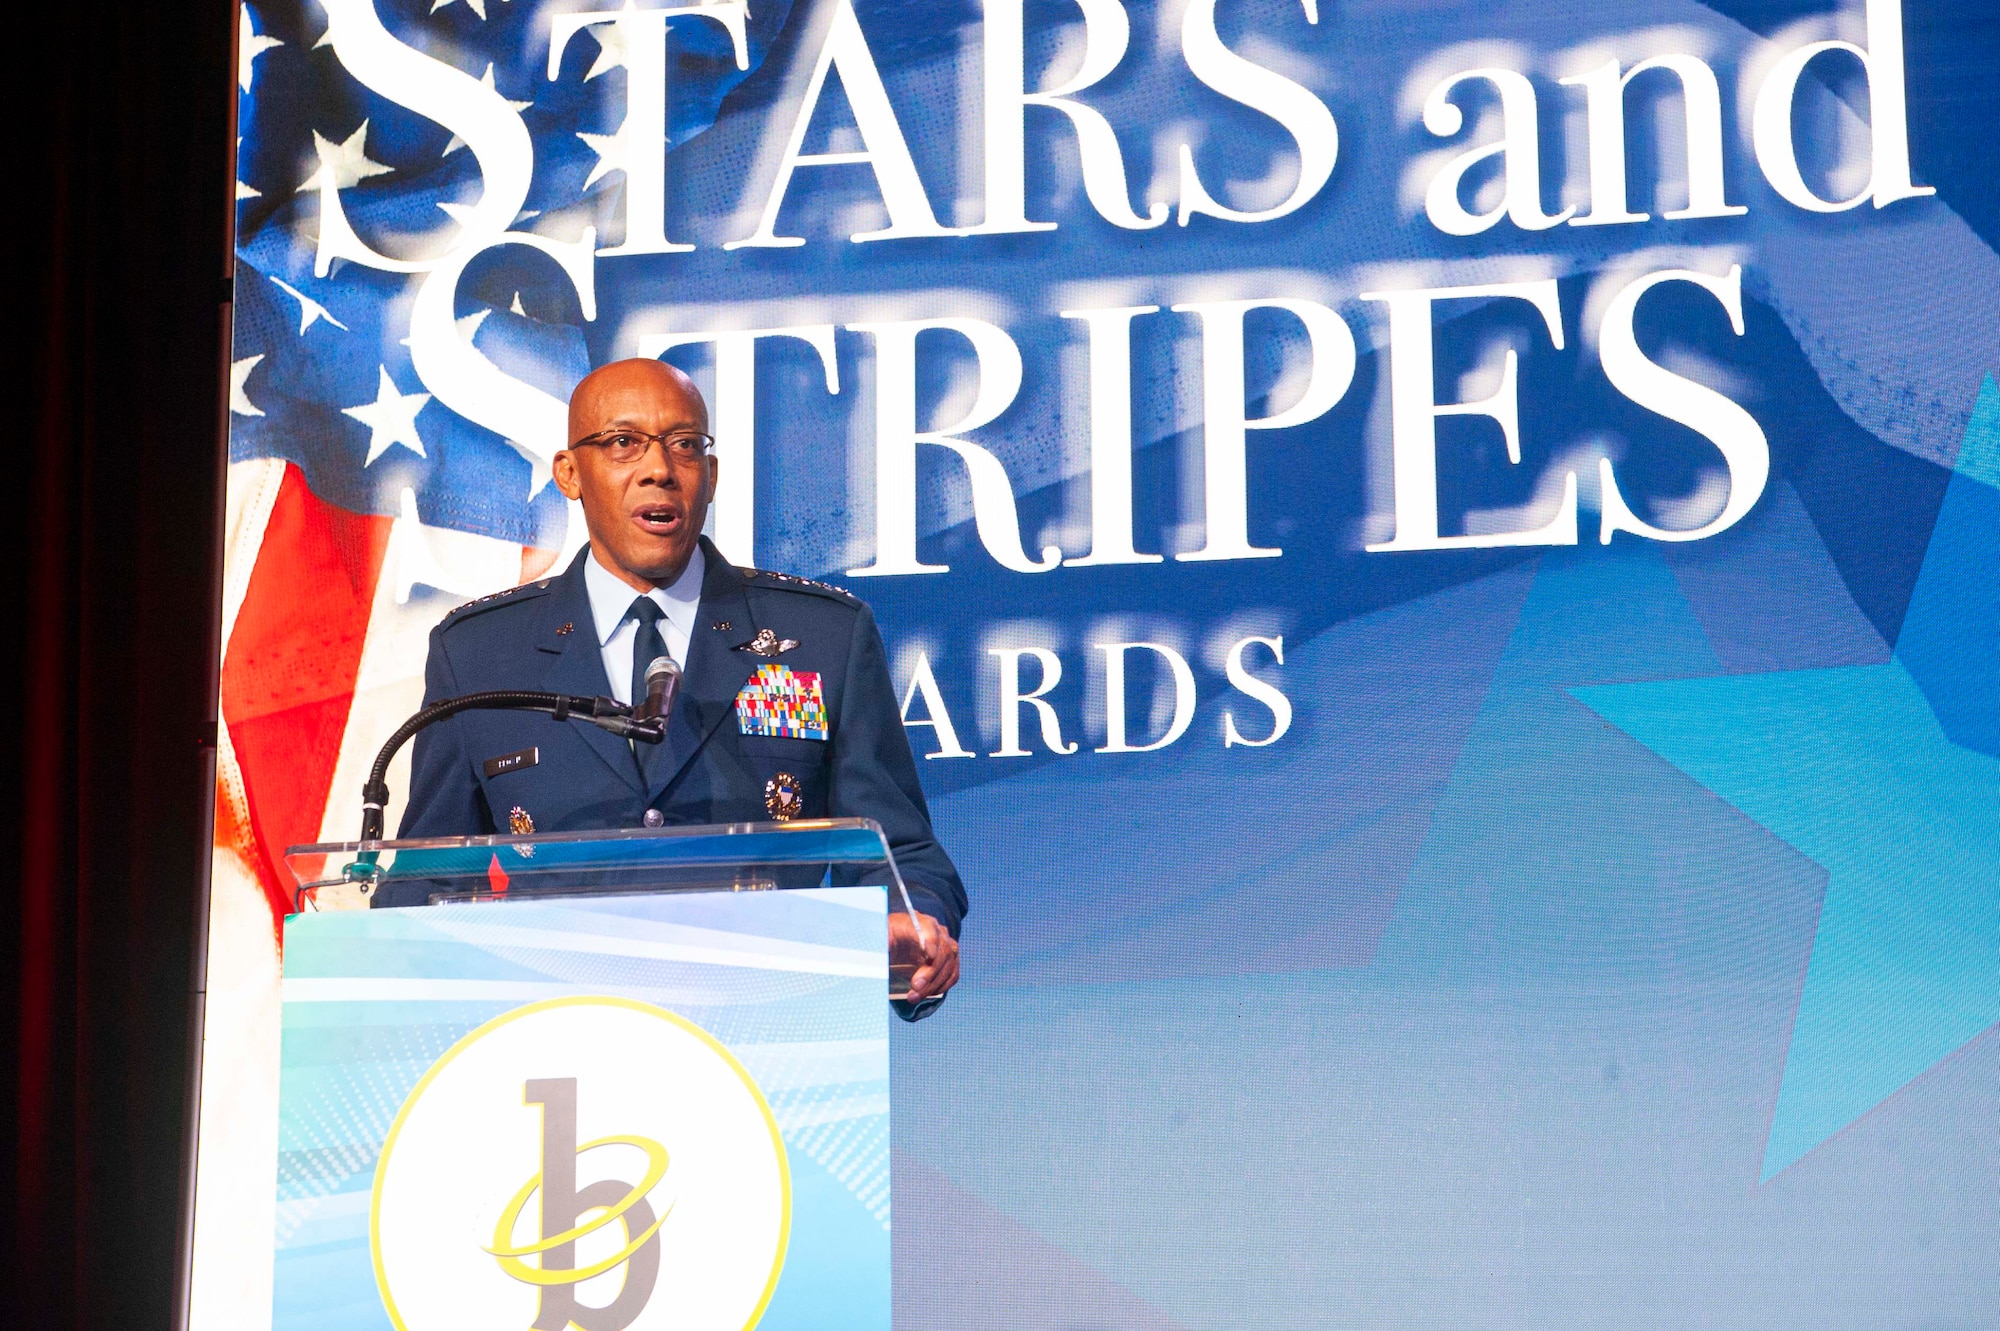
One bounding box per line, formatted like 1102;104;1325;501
379;359;964;1008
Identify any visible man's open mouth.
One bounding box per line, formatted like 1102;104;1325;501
633;505;682;535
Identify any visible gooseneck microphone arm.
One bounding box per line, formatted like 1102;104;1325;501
357;691;666;842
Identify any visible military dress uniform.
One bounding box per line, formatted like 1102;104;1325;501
376;536;967;936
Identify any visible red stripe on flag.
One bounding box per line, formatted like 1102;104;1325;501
221;463;391;924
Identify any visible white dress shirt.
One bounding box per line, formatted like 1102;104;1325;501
583;543;705;704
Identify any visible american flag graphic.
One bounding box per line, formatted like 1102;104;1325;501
219;0;793;922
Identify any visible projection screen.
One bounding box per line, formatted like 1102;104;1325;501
194;0;2000;1325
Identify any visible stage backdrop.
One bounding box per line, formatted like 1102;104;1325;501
195;0;2000;1325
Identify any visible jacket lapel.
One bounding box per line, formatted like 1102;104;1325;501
644;538;758;801
537;551;645;795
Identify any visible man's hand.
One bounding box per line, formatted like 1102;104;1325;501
889;909;960;1003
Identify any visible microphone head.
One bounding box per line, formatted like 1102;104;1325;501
645;655;680;683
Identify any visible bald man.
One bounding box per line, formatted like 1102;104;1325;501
383;360;965;1010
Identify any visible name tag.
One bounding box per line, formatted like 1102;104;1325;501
483;746;539;778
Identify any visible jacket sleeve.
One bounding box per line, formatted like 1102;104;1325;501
374;625;493;908
827;603;969;935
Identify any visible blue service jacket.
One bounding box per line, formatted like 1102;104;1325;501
377;538;967;933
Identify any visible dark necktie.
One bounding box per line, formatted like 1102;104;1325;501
627;596;669;710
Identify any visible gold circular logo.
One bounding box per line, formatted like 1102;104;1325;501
370;997;790;1331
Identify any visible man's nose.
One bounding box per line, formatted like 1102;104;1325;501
637;440;675;485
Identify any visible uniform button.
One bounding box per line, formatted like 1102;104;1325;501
642;808;664;828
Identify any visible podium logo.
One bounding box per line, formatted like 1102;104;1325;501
371;997;790;1331
490;1078;668;1330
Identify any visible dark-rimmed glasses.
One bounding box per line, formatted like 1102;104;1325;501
569;428;715;465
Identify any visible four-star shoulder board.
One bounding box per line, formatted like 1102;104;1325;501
439;578;554;628
741;567;860;605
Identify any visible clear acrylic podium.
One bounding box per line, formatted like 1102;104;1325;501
268;819;907;1330
283;817;929;999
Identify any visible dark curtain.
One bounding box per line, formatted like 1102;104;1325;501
2;2;232;1327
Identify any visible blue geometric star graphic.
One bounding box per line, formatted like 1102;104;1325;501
1575;377;2000;1181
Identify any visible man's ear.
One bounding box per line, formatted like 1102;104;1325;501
552;449;583;501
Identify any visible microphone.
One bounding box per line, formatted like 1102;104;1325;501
356;689;664;842
638;655;681;724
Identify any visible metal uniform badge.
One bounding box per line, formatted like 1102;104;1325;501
734;627;800;657
764;772;804;821
735;663;829;740
508;806;535;836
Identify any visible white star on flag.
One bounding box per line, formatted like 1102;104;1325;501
443;65;531;156
385;487;530;604
579;117;630;189
520;447;554;498
236;138;260;200
269;276;349;334
342;366;432;466
231;355;268;417
239;5;283;93
297;122;394;194
585;4;642;81
430;0;512;19
398;307;493;352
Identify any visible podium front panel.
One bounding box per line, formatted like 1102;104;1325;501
271;888;890;1331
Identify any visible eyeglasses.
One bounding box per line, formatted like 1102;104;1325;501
569;428;715;465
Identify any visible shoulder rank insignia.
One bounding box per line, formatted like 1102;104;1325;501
734;627;800;657
744;568;857;600
736;663;829;740
442;577;552;626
